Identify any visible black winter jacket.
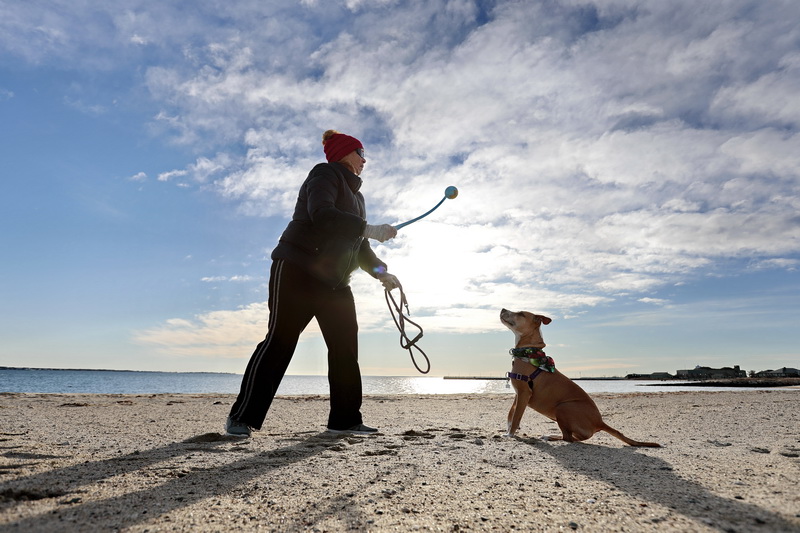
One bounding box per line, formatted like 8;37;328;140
271;162;388;289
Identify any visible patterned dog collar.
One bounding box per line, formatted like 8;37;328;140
509;347;556;373
510;347;544;358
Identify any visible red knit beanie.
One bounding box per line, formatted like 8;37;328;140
323;132;363;163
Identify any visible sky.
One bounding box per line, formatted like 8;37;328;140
1;0;799;379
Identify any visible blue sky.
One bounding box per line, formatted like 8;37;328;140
1;0;798;378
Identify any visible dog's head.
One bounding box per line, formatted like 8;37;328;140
500;308;551;348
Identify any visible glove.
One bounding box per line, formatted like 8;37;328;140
362;223;397;243
377;273;401;291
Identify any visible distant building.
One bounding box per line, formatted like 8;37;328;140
676;365;746;379
625;372;674;380
649;372;674;380
754;367;800;378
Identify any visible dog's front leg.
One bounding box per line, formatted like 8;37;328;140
507;386;531;436
506;398;519;435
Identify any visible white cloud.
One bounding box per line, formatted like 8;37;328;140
750;258;799;271
8;0;798;361
157;169;188;182
133;302;272;358
63;95;107;115
638;297;669;306
201;275;256;283
132;0;800;354
190;154;231;183
157;154;232;185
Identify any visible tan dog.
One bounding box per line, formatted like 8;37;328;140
500;308;660;447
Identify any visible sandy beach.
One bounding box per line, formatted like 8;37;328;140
1;390;798;532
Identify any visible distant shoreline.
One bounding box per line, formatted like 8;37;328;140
444;375;800;388
644;377;800;388
0;366;240;375
4;368;798;389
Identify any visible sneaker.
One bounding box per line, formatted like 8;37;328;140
326;423;379;435
225;416;252;437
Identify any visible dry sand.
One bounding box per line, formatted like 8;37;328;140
1;390;798;532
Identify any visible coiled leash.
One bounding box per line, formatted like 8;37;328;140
384;284;431;374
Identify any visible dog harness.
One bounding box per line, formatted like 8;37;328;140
507;347;556;390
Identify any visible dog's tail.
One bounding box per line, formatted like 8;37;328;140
601;424;661;447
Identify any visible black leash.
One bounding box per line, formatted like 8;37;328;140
384;284;430;374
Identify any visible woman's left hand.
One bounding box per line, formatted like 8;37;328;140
363;224;397;242
377;273;401;291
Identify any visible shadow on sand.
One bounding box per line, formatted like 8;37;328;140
0;431;379;531
521;438;799;532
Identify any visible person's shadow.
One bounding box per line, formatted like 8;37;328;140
1;431;376;531
519;438;799;532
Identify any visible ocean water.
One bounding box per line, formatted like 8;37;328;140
0;368;792;395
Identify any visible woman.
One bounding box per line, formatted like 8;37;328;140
225;130;400;437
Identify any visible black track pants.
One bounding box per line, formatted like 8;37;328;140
229;260;363;430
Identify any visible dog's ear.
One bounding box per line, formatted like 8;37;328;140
539;315;552;325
